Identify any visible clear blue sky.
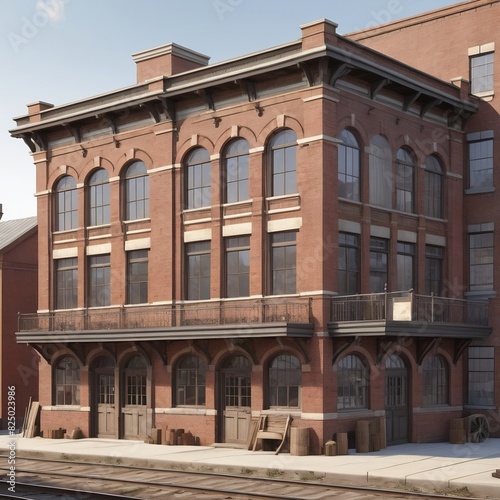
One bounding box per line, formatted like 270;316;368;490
1;0;460;221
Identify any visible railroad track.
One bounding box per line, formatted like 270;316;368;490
0;455;485;499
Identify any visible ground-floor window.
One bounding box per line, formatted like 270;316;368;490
54;356;80;405
176;355;207;406
268;353;301;408
422;355;448;406
468;346;494;406
337;354;369;410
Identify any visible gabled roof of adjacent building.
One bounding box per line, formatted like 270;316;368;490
0;216;37;252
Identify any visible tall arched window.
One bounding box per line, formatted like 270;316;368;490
369;135;392;209
124;161;149;220
424;155;443;219
55;175;78;231
423;355;449;406
54;356;80;405
88;168;110;226
224;139;250;203
337;354;369;410
185;148;211;209
268;353;301;408
176;355;207;406
396;148;415;213
269;129;297;197
338;129;361;201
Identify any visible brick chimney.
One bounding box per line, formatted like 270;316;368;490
132;42;210;82
300;19;338;51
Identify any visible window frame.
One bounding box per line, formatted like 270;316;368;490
338;129;361;201
88;254;111;307
395;147;415;213
470;51;494;96
424;155;444;219
268;353;301;409
88;168;110;227
124;161;149;221
337;354;369;411
55;175;78;232
175;355;207;407
270;231;296;295
225;236;250;298
425;245;444;295
185;148;211;210
396;241;415;291
467;346;494;406
269;129;297;197
467;131;494;190
224;139;250;204
55;257;78;310
422;355;449;407
369;237;389;293
186;241;211;300
54;356;80;406
369;135;392;209
127;249;149;305
338;232;360;295
469;230;494;292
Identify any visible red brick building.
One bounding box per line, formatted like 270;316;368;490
0;216;38;429
11;14;492;452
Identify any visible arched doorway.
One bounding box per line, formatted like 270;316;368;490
385;353;409;445
121;354;150;440
219;355;252;445
91;356;116;438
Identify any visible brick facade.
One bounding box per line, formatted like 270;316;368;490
11;13;493;453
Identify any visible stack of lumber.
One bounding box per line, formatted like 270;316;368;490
21;399;40;438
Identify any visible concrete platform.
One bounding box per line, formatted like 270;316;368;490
2;434;500;498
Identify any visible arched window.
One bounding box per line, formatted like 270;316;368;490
124;355;147;406
224;139;250;203
124;161;149;220
337;354;368;410
176;356;207;406
269;129;297;197
422;355;449;406
54;356;80;405
55;175;78;231
396;148;415;213
88;168;110;226
424;155;443;219
338;129;361;201
185;148;211;209
369;135;392;209
268;353;301;408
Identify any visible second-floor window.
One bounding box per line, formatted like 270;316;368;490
469;230;493;292
88;254;111;307
370;237;388;293
55;175;78;231
124;161;149;220
397;242;415;291
225;236;250;298
338;232;359;295
55;257;78;309
186;241;210;300
88;168;110;226
127;250;148;304
425;245;444;295
468;131;494;189
271;232;296;295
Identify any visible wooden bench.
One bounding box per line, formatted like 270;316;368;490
252;413;292;454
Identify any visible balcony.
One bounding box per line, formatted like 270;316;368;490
329;291;491;340
16;298;314;344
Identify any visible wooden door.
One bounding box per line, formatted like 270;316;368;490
93;356;117;438
385;354;409;445
221;356;251;444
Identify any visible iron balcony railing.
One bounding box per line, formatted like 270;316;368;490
18;298;312;332
331;290;489;327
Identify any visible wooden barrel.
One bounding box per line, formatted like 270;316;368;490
355;420;370;453
290;427;309;456
325;440;336;456
336;432;348;455
378;416;387;449
371;432;381;452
